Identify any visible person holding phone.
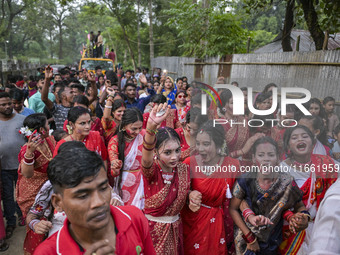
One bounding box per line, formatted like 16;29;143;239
16;113;56;254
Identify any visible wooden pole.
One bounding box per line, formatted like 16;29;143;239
247;36;251;53
322;31;329;50
296;35;300;51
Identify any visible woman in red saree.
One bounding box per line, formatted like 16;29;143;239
16;113;56;255
62;95;104;137
53;107;107;167
143;94;181;129
175;108;208;162
142;103;190;255
182;120;240;255
217;89;264;253
108;107;145;209
279;125;337;255
101;95;126;146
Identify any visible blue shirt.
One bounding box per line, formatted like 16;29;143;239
125;96;151;113
28;91;55;113
18;107;35;116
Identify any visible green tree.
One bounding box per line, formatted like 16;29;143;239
166;0;248;57
241;0;340;50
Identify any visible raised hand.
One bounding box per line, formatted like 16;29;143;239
148;103;170;128
26;131;43;156
86;71;96;83
139;74;147;85
106;86;115;97
45;65;53;80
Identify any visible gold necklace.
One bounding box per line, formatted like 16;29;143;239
37;140;53;161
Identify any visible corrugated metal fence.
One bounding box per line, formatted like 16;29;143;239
151;51;340;101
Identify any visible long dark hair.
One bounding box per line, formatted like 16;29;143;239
112;99;126;113
23;113;47;141
198;120;228;155
299;115;329;147
155;127;180;152
283;125;315;157
247;136;279;215
67;106;90;124
116;107;143;195
218;89;233;114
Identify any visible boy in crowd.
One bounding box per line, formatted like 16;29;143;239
34;145;155;255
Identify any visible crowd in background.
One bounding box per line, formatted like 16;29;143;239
0;64;339;255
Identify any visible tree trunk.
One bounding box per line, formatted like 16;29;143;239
137;0;141;68
49;29;53;59
282;0;294;52
58;22;63;60
299;0;325;50
120;23;136;70
149;0;154;67
8;23;13;59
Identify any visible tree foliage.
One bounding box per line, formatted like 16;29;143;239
166;0;249;57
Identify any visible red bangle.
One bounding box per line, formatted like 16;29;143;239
283;210;294;221
143;144;155;151
242;231;256;243
143;135;156;146
24;155;34;164
117;74;121;77
242;208;255;222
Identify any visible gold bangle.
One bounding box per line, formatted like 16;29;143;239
249;237;257;245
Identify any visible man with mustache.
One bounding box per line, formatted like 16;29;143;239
34;145;155;255
0;92;26;242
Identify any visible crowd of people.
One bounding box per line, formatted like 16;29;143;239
0;64;339;255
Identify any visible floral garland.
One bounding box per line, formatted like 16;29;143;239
19;126;54;138
19;126;33;138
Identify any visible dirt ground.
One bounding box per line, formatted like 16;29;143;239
3;224;26;255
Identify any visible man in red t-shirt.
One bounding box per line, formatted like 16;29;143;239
108;49;116;63
34;144;155;255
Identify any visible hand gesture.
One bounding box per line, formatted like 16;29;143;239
105;79;112;87
247;214;273;227
189;190;202;212
45;65;53;80
139;74;147;85
83;239;115;255
111;160;122;176
26;131;42;155
110;198;123;206
242;133;265;154
289;213;308;234
33;220;52;235
86;71;96;83
106;86;115;97
148;103;170;128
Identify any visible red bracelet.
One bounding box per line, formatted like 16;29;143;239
283;210;294;221
143;144;155;151
242;231;256;243
242;208;255;222
143;135;156;146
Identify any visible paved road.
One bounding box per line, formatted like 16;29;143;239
3;225;25;255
